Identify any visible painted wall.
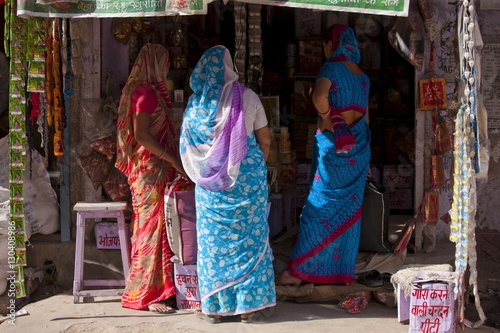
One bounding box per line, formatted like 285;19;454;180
476;6;500;232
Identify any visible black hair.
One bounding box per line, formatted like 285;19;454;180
322;25;336;43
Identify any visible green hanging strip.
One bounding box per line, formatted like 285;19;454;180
8;0;28;299
27;17;46;93
4;0;10;58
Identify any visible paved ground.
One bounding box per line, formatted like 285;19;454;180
0;291;499;333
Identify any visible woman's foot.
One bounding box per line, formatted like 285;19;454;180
276;270;303;286
194;309;222;324
241;311;263;323
148;302;175;314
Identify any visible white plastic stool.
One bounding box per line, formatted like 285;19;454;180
72;201;130;303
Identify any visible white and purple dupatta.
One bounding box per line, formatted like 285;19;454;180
179;45;248;190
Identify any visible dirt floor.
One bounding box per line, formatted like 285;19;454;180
3;225;498;331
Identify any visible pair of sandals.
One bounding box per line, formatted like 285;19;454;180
194;309;263;324
357;270;394;291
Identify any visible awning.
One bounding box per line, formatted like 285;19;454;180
242;0;409;17
17;0;408;18
16;0;208;18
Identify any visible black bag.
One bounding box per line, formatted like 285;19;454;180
359;178;392;253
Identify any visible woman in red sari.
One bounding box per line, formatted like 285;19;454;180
116;43;185;313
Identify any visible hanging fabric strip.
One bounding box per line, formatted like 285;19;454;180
450;0;486;329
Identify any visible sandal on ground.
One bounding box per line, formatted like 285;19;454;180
276;270;302;286
194;309;222;324
381;272;394;291
241;311;263;323
357;270;383;287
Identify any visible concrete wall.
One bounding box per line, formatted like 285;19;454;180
476;7;500;232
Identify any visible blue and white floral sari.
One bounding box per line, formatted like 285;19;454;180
179;45;276;316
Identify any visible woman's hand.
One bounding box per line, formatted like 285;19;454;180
171;158;187;177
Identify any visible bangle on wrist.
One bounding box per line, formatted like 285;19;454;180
159;147;167;159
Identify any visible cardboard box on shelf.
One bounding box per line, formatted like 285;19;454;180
281;160;298;185
279;150;296;164
297;164;311;185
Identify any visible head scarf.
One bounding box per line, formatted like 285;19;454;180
330;24;361;64
116;43;173;176
179;45;248;190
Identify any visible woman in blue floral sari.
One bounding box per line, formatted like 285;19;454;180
179;45;275;323
278;24;371;286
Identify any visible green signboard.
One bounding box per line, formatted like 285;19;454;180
17;0;407;21
17;0;207;18
243;0;408;17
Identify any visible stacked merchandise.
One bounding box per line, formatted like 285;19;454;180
278;126;293;163
291;118;316;160
305;123;316;159
285;43;297;79
266;130;282;194
295;163;311;209
233;2;246;84
277;127;297;231
247;4;262;94
267;127;297;237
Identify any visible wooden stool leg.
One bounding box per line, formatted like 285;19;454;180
117;210;130;280
73;212;86;304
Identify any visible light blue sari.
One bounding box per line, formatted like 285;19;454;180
179;45;276;316
195;138;275;315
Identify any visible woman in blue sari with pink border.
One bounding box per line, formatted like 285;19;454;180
278;24;371;286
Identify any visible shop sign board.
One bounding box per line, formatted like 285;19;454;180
243;0;409;17
17;0;207;18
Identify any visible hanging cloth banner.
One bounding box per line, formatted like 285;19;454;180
242;0;409;17
16;0;207;18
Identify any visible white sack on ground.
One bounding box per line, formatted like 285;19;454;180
0;136;60;239
23;148;59;236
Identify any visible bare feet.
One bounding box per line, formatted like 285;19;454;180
148;302;175;314
276;270;303;286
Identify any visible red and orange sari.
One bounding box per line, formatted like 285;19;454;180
115;44;177;310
